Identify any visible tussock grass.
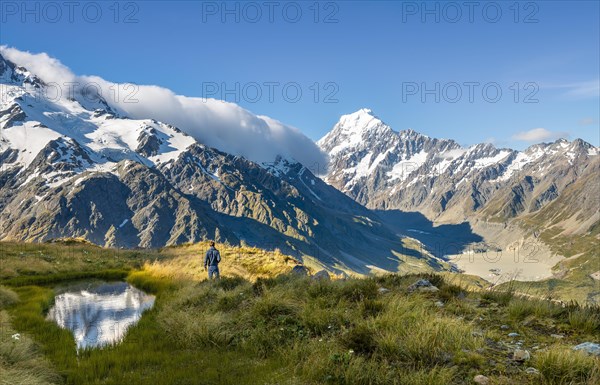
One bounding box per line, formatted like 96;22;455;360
0;288;61;385
534;347;600;385
482;286;515;306
0;285;19;308
2;241;600;384
567;307;600;335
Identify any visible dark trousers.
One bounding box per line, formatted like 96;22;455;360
207;265;220;280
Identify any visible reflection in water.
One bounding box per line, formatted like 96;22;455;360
46;281;155;350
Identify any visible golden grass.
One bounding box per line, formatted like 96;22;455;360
145;241;305;282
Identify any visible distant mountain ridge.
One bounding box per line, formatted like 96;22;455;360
318;109;599;297
318;108;598;227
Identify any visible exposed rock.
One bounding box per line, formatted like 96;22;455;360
319;109;599;231
550;334;564;339
573;342;600;356
337;272;350;280
377;287;390;294
0;54;456;275
525;367;540;375
590;271;600;281
407;279;439;293
435;301;445;307
290;265;309;276
513;349;531;362
473;374;490;385
500;325;510;330
508;332;520;337
136;129;162;157
312;270;331;281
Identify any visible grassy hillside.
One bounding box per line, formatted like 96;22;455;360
1;242;599;385
0;240;304;285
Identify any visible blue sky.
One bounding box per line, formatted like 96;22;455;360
1;0;598;148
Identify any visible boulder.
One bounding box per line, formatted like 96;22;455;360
573;342;600;356
407;279;439;293
473;374;490;385
378;287;391;294
513;349;531;362
312;270;331;281
290;265;309;276
525;367;540;375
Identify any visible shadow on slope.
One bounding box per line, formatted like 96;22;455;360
374;210;484;259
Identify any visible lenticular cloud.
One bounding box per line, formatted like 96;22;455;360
0;46;327;167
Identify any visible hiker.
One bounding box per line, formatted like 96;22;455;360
204;241;221;280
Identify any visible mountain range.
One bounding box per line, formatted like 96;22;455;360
0;53;446;276
1;52;598;288
318;109;599;297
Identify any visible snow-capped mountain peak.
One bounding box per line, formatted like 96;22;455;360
317;108;396;158
319;110;599;224
0;54;196;186
334;108;391;135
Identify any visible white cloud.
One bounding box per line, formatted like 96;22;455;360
512;128;569;143
0;46;327;168
578;117;596;126
541;79;600;99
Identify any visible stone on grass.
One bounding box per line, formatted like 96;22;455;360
378;287;390;294
513;349;531;362
407;279;439;293
473;374;490;385
573;342;600;356
312;270;331;281
290;265;309;276
525;367;540;375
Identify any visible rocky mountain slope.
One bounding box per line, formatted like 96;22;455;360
318;109;599;289
319;109;598;225
0;54;445;275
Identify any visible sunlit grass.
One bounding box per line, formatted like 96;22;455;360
1;241;600;385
